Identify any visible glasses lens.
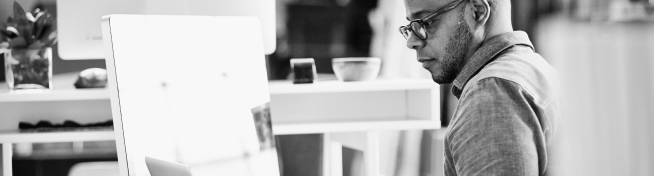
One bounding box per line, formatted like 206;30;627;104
410;22;426;39
399;26;411;39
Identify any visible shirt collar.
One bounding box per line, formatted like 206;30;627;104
451;31;535;98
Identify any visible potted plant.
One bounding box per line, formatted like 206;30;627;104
0;2;57;90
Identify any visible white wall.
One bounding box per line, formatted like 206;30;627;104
538;14;654;176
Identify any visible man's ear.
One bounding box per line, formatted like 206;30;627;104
469;0;490;28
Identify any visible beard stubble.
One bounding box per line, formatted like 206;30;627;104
431;12;473;84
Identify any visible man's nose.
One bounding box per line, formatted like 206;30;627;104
406;34;425;50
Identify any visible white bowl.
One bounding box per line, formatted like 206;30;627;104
332;57;381;82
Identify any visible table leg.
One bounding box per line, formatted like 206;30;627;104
329;131;381;176
330;140;343;176
2;143;12;176
323;133;331;176
365;131;380;176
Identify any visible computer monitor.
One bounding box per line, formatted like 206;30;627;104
102;14;279;176
57;0;276;60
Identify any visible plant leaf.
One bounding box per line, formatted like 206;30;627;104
15;20;33;43
5;26;19;38
33;20;44;39
43;31;57;46
28;41;44;49
34;11;45;21
33;13;54;40
35;25;48;40
26;12;35;22
13;2;27;21
8;36;27;48
10;2;33;46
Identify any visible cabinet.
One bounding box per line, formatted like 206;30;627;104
0;73;114;176
268;79;441;176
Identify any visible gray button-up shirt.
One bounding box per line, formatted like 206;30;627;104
444;31;559;176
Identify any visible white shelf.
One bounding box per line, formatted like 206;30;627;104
0;89;109;102
0;72;110;102
272;118;440;135
269;78;441;135
0;130;115;143
268;79;438;94
0;129;116;176
0;79;435;101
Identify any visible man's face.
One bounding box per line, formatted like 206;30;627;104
404;0;473;84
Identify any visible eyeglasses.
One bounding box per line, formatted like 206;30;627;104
399;0;464;40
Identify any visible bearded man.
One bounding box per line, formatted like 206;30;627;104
400;0;559;175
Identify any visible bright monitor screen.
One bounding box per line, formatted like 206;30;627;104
57;0;276;60
102;15;278;176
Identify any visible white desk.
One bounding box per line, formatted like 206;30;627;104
0;75;441;176
268;79;441;176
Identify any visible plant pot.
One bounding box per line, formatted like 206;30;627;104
4;47;52;90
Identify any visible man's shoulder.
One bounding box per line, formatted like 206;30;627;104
462;49;559;106
479;49;557;86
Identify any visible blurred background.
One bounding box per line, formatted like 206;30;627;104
2;0;654;175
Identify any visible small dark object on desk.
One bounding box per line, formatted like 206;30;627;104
74;68;108;88
35;121;53;128
290;58;317;84
19;120;113;132
293;62;315;84
62;120;82;127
